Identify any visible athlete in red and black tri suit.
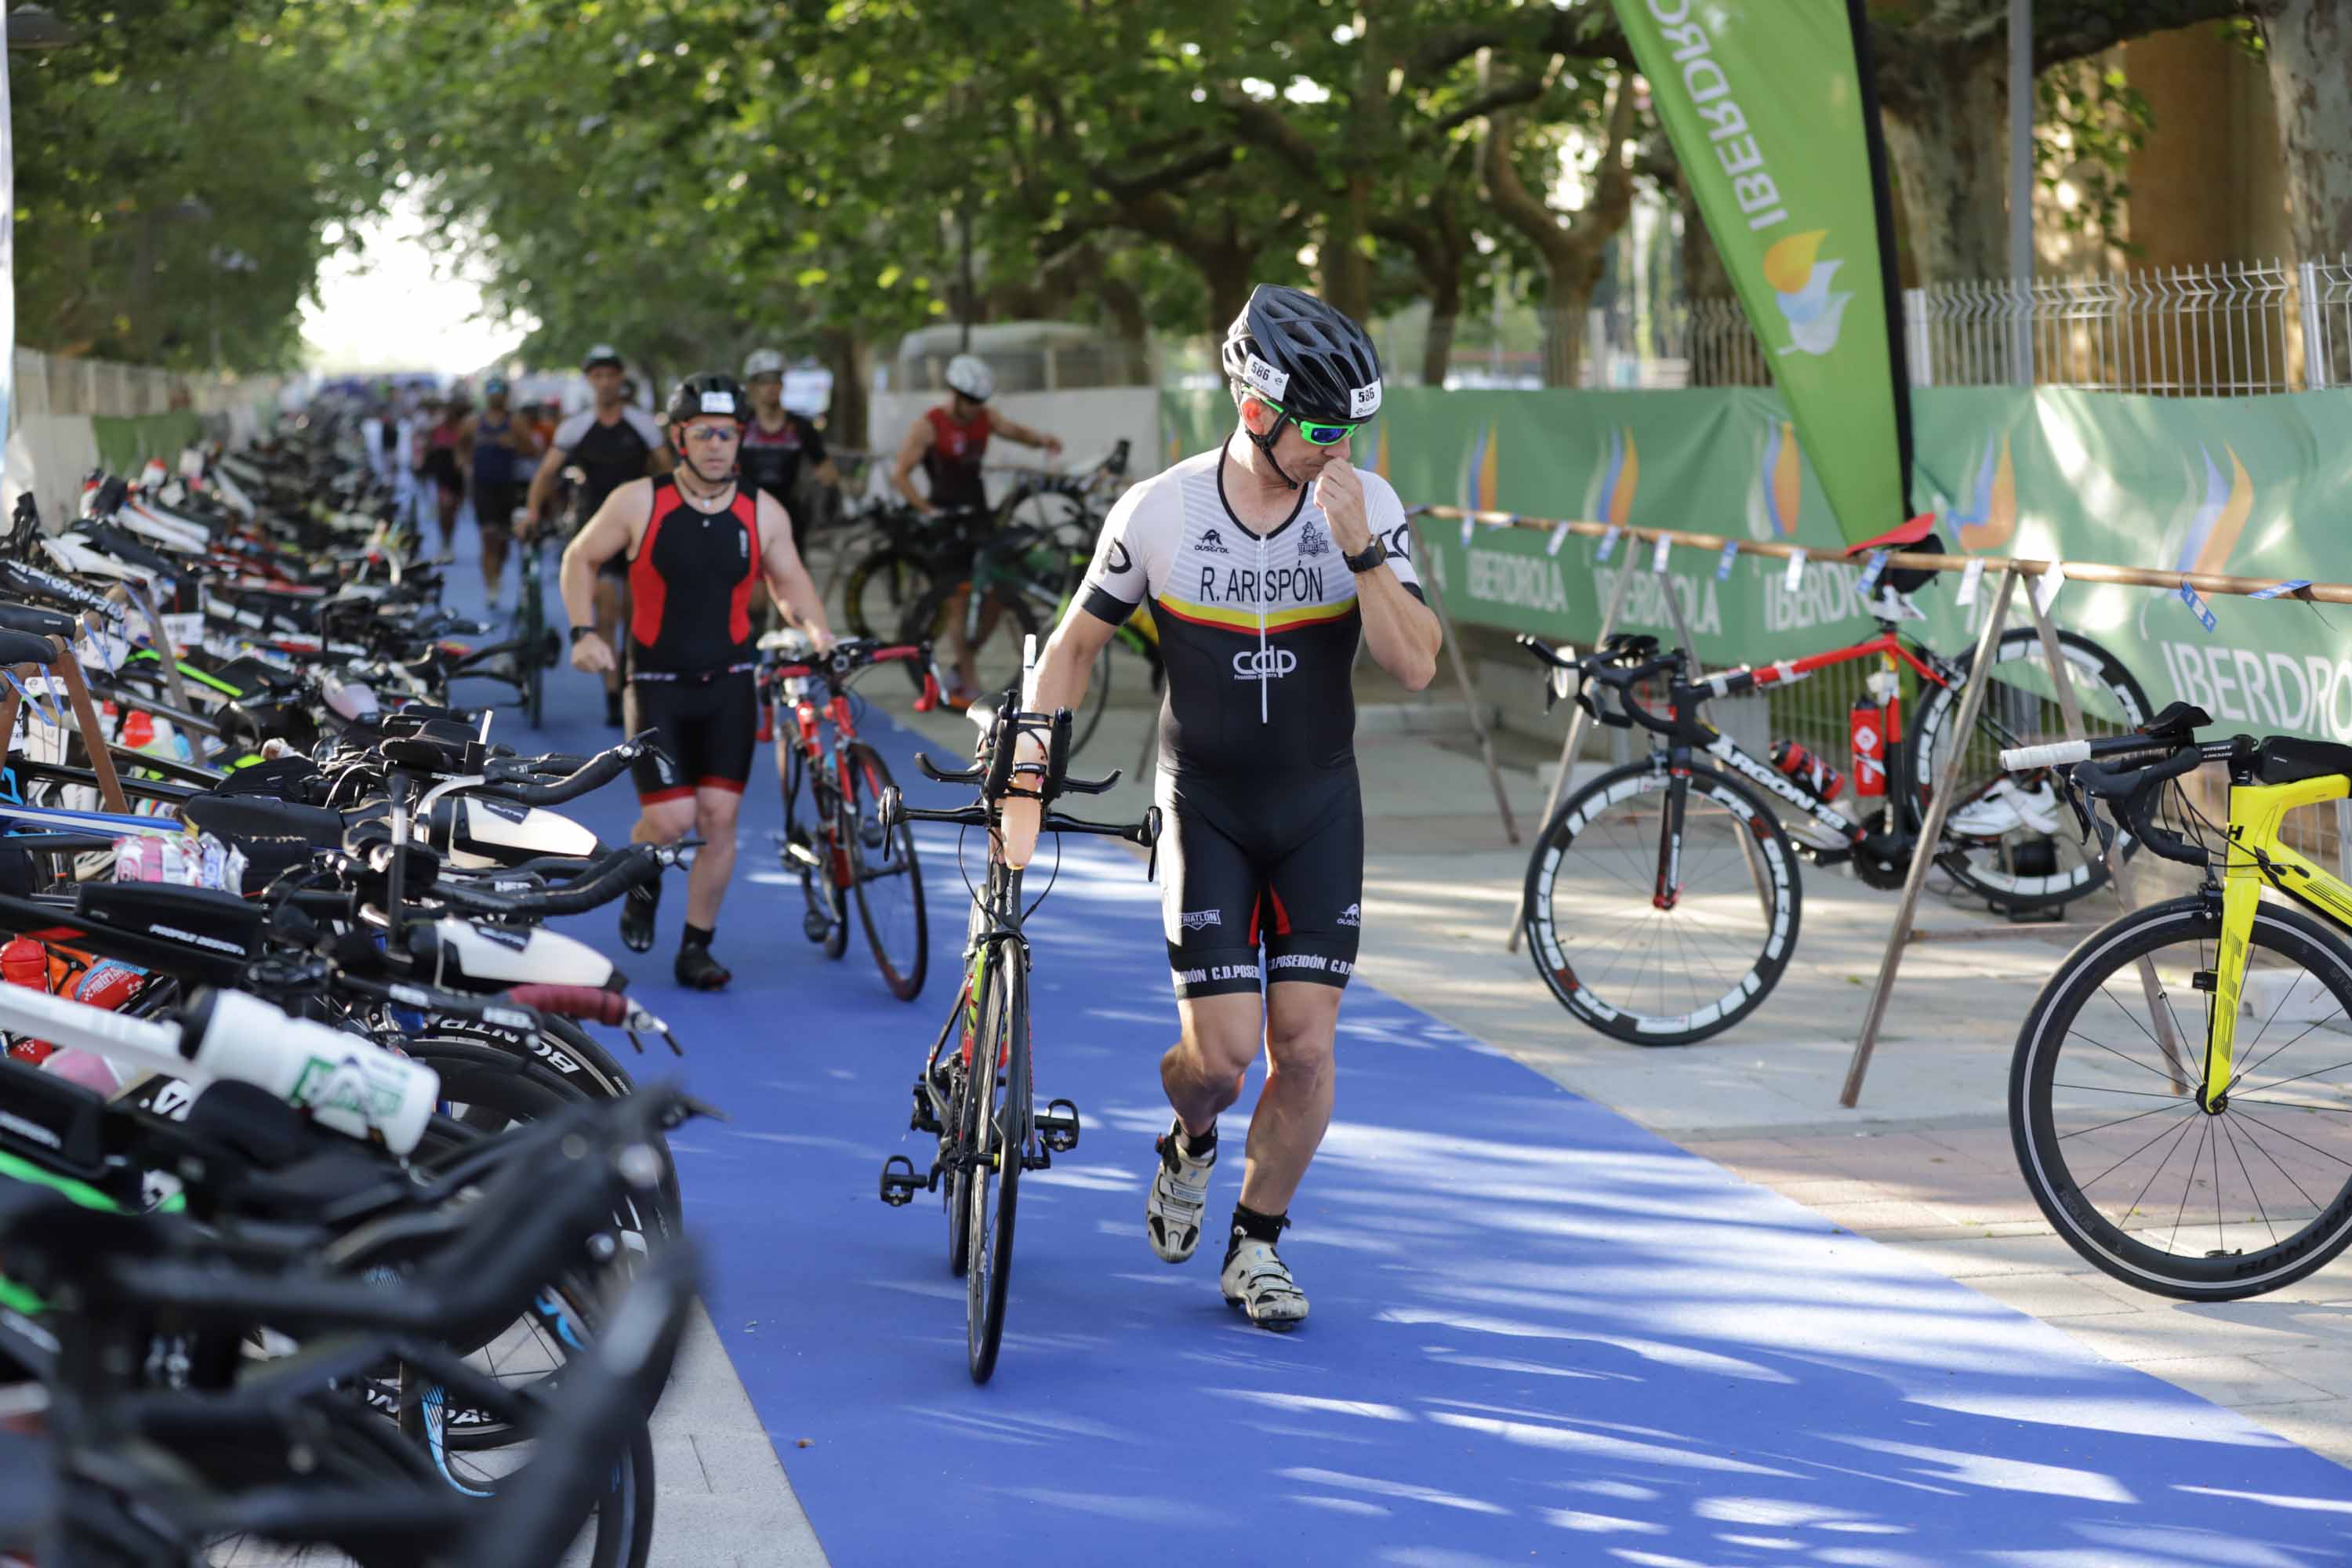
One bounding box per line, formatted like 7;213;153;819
887;352;1064;703
525;344;672;726
739;347;839;554
560;372;834;989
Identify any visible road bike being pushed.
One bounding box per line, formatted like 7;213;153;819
1516;614;2147;1045
873;678;1159;1381
760;633;942;1000
2003;706;2352;1300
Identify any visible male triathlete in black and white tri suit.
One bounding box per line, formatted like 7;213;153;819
524;345;672;726
1026;285;1440;1330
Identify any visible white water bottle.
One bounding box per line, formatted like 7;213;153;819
180;990;439;1156
1000;636;1045;870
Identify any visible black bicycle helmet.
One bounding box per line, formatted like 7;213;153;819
1221;284;1382;426
666;372;746;426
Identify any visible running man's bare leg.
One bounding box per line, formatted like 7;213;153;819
684;786;742;927
1162;991;1261;1138
1237;982;1339;1215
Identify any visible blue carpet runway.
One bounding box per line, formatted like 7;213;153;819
445;525;2352;1567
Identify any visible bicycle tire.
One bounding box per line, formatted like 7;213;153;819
843;546;924;641
844;742;927;1001
1914;626;2151;912
966;936;1026;1383
2013;895;2352;1301
821;812;853;962
902;575;1041;705
1522;757;1801;1046
1068;639;1114;760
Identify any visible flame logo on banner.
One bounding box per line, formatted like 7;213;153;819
2136;440;2256;637
1460;422;1501;513
1746;420;1802;539
1951;434;2017;552
1763;230;1852;358
1581;427;1639;528
2176;442;2253;577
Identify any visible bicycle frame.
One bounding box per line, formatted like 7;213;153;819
2205;770;2352;1103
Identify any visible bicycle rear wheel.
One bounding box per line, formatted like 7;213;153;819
1523;758;1801;1046
2013;896;2352;1301
903;577;1040;708
1915;626;2151;913
843;546;924;641
845;741;927;1000
965;939;1027;1383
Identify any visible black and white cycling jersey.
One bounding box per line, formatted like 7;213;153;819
1077;447;1421;776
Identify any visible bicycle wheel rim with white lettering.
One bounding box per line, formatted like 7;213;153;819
2012;897;2352;1301
1523;758;1800;1047
1915;626;2151;913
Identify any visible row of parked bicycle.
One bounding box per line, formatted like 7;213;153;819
0;429;713;1564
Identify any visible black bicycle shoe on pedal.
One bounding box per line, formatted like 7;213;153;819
619;883;659;953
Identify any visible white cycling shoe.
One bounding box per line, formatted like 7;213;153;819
1146;1120;1216;1264
1221;1240;1310;1331
1948;779;2063;838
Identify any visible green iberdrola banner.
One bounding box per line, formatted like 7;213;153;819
1612;0;1911;547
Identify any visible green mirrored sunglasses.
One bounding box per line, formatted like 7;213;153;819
1262;397;1362;447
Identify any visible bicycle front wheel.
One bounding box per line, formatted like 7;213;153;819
1915;626;2152;913
1523;759;1801;1046
965;938;1027;1383
2013;896;2352;1301
843;546;924;641
845;742;927;1000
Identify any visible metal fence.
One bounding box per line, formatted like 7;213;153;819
10;347;285;424
1669;257;2352;396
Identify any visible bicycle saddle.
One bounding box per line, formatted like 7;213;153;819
0;602;79;640
74;880;266;956
2256;736;2352;787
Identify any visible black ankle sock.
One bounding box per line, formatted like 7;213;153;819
1227;1203;1287;1260
681;922;713;951
1181;1123;1217;1160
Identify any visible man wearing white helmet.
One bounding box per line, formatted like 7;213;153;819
889;351;1062;703
739;348;839;554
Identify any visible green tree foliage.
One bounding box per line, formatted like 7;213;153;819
14;0;379;371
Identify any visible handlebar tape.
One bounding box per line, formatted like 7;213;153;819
505;985;630;1025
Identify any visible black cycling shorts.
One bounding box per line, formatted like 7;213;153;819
1156;765;1363;1000
473;482;521;535
628;667;757;804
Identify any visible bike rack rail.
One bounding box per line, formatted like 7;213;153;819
1404;504;2351;1108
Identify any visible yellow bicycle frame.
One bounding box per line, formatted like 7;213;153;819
2209;771;2352;1102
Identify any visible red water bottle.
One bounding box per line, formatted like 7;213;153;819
1849;697;1888;798
1769;739;1843;803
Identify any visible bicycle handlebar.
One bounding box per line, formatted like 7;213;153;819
477;739;646;806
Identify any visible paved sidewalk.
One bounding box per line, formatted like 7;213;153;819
890;667;2352;1472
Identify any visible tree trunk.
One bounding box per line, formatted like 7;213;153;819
1539;256;1602;388
821;330;869;452
1319;172;1375;321
1421;306;1458;388
1878;46;2009;286
2264;0;2352;272
1197;244;1257;339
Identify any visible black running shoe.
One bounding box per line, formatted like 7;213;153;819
674;943;731;990
619;882;659;953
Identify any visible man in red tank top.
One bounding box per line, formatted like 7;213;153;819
561;372;833;989
888;352;1063;702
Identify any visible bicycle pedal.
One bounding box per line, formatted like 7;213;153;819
1036;1097;1082;1154
782;840;824;870
802;909;834;942
859;818;887;849
878;1155;923;1207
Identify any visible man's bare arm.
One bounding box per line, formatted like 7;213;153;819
891;416;935;511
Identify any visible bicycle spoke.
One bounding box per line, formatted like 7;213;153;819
2219;1118;2281;1250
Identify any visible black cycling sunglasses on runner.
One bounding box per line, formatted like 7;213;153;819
1260;397;1361;447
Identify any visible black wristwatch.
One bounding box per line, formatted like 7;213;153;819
1343;538;1388;575
568;625;597;645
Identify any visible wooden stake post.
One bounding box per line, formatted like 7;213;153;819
1840;568;2020;1106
